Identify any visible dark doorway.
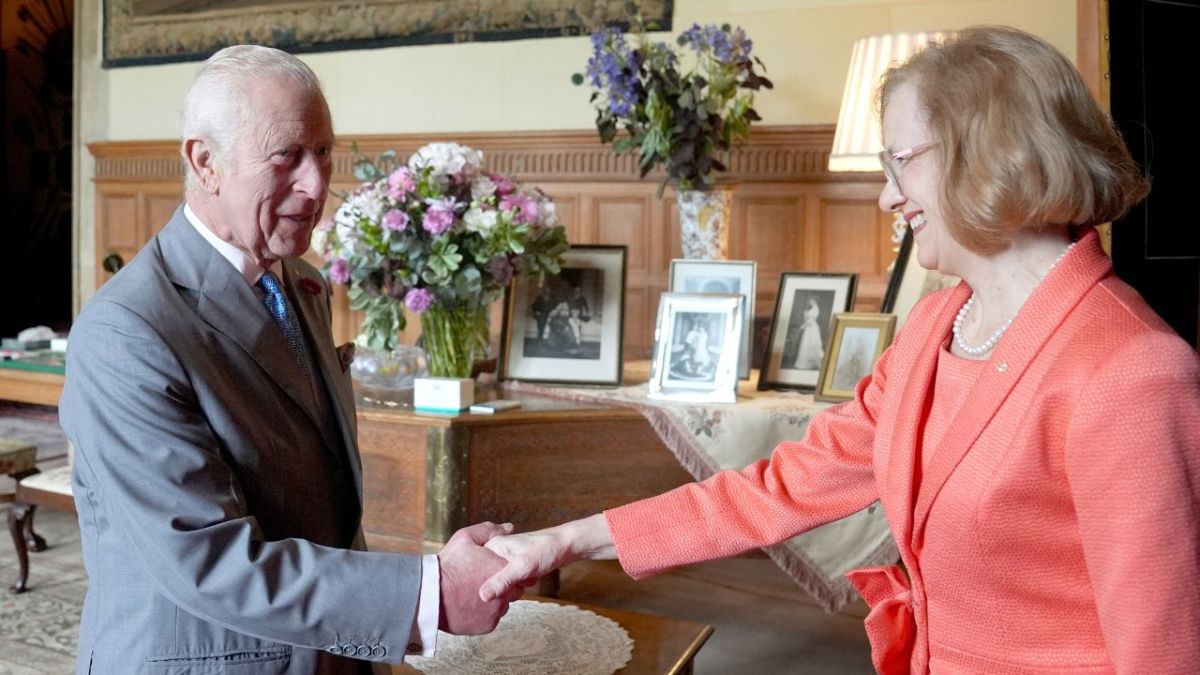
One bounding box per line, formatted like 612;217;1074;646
1108;0;1200;348
1;0;74;338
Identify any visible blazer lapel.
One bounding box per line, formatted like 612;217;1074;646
281;259;362;484
910;231;1113;542
881;283;969;549
157;208;325;432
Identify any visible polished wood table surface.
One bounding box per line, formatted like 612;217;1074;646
391;596;713;675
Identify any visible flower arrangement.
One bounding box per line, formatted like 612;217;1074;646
575;16;773;194
312;142;569;375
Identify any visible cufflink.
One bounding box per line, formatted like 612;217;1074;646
406;642;422;654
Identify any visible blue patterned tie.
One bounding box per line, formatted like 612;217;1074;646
257;270;311;381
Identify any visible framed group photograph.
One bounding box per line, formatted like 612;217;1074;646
881;228;960;330
648;293;744;404
815;313;897;402
758;273;858;392
668;259;757;379
499;245;627;386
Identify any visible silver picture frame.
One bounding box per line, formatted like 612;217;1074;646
648;292;744;404
668;259;757;379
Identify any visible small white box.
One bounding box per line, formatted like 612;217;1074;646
414;377;474;413
50;338;69;353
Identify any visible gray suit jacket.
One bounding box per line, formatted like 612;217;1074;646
60;207;419;674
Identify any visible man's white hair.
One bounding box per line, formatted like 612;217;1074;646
179;45;324;190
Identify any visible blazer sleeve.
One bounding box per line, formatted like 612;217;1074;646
605;342;893;579
60;300;419;664
1065;331;1200;673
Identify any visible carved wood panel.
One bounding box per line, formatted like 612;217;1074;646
89;127;895;357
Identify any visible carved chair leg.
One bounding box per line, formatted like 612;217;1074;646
21;504;46;552
7;502;33;594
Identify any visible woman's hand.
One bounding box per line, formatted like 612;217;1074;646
478;514;616;601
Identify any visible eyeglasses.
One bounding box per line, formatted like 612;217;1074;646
878;142;937;187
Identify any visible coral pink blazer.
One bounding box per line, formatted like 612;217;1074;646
606;231;1200;673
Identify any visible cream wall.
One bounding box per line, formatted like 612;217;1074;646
72;0;1075;307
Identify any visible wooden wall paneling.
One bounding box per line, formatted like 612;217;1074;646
88;128;897;351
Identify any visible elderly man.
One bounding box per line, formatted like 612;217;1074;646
60;45;513;674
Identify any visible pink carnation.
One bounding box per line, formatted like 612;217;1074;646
489;173;516;195
329;258;351;285
382;208;409;231
423;198;458;235
387;167;417;198
404;287;435;313
500;192;540;225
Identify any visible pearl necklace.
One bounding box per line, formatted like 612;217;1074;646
952;242;1076;357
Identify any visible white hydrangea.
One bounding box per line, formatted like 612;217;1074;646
463;206;499;233
537;198;558;227
470;175;497;202
329;200;369;258
347;181;387;223
408;142;484;179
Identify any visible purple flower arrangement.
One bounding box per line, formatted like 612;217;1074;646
574;17;772;193
312;142;569;353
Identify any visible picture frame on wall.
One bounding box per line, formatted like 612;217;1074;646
815;313;897;402
881;227;960;330
648;293;744;404
668;259;757;379
758;273;858;392
499;245;627;386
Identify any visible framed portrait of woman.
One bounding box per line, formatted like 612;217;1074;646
815;313;897;402
758;272;858;392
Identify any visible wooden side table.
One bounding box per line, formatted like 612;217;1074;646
355;391;694;556
2;438;46;593
390;596;714;675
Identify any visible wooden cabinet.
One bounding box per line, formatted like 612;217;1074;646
355;395;693;554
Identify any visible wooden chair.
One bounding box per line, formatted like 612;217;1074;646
6;445;73;594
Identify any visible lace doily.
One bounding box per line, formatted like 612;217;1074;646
407;600;633;675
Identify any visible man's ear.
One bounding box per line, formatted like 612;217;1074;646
183;138;220;194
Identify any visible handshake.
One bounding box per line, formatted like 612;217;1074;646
436;514;615;634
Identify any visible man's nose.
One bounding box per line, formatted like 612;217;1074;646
294;152;329;199
878;178;904;213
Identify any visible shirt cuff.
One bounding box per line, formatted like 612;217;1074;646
406;554;440;658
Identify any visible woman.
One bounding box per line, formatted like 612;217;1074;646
793;296;824;370
480;26;1200;673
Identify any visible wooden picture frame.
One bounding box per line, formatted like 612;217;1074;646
648;293;744;404
668;259;757;379
815;313;897;403
499;245;627;386
882;228;961;331
758;273;858;392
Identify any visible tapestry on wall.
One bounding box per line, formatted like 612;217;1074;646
102;0;674;68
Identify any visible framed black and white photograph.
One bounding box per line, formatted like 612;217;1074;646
669;259;757;379
815;313;897;402
500;245;627;386
882;228;960;330
758;273;858;392
648;293;743;403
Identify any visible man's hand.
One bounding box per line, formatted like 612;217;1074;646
479;514;616;602
438;521;519;635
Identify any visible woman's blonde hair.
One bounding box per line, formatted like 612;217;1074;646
879;26;1149;253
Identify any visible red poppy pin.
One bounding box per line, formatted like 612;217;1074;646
299;277;323;296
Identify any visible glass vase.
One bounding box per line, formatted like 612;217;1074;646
676;187;735;260
349;344;428;408
421;304;490;379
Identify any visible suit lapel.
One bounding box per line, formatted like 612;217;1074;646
909;231;1113;542
881;283;968;549
281;259;362;485
157;208;327;438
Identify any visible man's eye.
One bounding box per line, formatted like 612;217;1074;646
316;146;332;158
275;147;295;158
